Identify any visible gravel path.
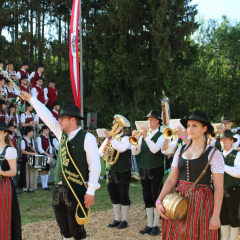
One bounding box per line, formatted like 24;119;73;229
22;204;161;240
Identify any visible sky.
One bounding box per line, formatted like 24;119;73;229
190;0;240;22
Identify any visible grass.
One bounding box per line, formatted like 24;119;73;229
18;158;144;225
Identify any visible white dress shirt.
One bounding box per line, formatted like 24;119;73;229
29;71;43;80
21;137;35;150
31;85;48;100
99;133;131;157
17;69;29;79
21;112;35;124
30;97;101;196
7;87;20;96
36;135;53;154
131;128;165;155
223;148;240;178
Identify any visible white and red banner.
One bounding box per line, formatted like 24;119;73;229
69;0;81;110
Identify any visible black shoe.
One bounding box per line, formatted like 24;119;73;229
139;226;152;234
107;220;121;228
45;187;50;191
117;221;128;229
149;226;160;236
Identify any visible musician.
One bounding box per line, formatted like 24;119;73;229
8;103;19;128
29;64;44;88
5;61;19;81
0;75;8;102
50;131;59;160
0;100;9;124
99;116;131;229
132;110;165;236
6;79;20;105
21;102;37;129
20;91;101;240
36;125;53;190
31;77;48;105
8;122;17;149
210;114;240;150
16;61;29;80
51;101;60;120
218;130;240;240
20;126;38;192
34;113;45;129
19;75;31;107
44;79;58;109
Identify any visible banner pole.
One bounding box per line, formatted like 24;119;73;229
79;0;84;129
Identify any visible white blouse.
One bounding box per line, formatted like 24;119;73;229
172;145;224;173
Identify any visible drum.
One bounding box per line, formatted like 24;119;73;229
46;157;56;165
28;155;47;169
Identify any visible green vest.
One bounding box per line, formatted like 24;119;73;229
215;137;221;151
54;129;88;186
106;136;131;173
140;131;163;170
224;150;239;188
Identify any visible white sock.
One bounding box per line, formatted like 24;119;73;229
113;204;121;222
121;205;130;222
44;174;49;188
230;227;239;240
221;225;230;240
41;175;45;189
64;238;74;240
153;208;159;227
146;208;154;228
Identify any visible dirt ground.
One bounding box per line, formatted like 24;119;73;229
22;204;161;240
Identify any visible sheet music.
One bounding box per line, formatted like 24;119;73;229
96;128;106;138
135;121;149;130
170;119;182;129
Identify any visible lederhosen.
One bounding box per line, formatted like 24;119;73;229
19;138;34;188
106;135;131;206
162;145;219;240
40;135;51;171
0;146;22;240
140;131;164;208
220;149;240;227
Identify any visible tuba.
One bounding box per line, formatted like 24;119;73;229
104;114;130;166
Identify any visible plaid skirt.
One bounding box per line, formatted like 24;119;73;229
162;180;218;240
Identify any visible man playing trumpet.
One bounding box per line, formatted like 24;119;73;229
131;110;165;236
99;115;132;229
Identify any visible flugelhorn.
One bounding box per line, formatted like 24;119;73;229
129;130;142;146
163;128;178;139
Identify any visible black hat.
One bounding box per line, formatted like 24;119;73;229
49;79;56;83
20;75;28;81
7;61;14;65
37;64;44;68
218;130;237;142
180;110;214;133
0;100;6;105
21;61;29;66
52;101;60;107
25;102;31;107
9;103;16;109
36;76;44;81
218;113;234;123
41;125;49;131
0;122;12;133
144;110;162;125
23;126;34;135
7;122;16;128
0;75;5;81
59;104;84;119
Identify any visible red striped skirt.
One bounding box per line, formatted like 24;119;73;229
162;180;218;240
0;177;12;240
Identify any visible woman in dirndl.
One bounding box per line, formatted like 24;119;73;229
0;121;22;240
156;110;224;240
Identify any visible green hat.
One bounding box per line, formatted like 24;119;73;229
180;110;214;133
218;113;234;123
59;104;84;119
144;110;162;125
218;130;237;142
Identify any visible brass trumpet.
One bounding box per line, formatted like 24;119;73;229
208;132;216;140
163;128;178;139
129;130;142;146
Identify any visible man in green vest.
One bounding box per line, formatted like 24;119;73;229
219;130;240;240
210;113;240;151
20;91;101;240
132;110;164;236
99;115;131;229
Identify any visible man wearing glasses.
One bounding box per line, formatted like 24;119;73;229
210;113;240;150
20;91;101;240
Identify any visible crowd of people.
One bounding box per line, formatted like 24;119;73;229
0;60;239;240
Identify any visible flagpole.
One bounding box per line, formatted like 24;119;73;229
79;0;84;128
